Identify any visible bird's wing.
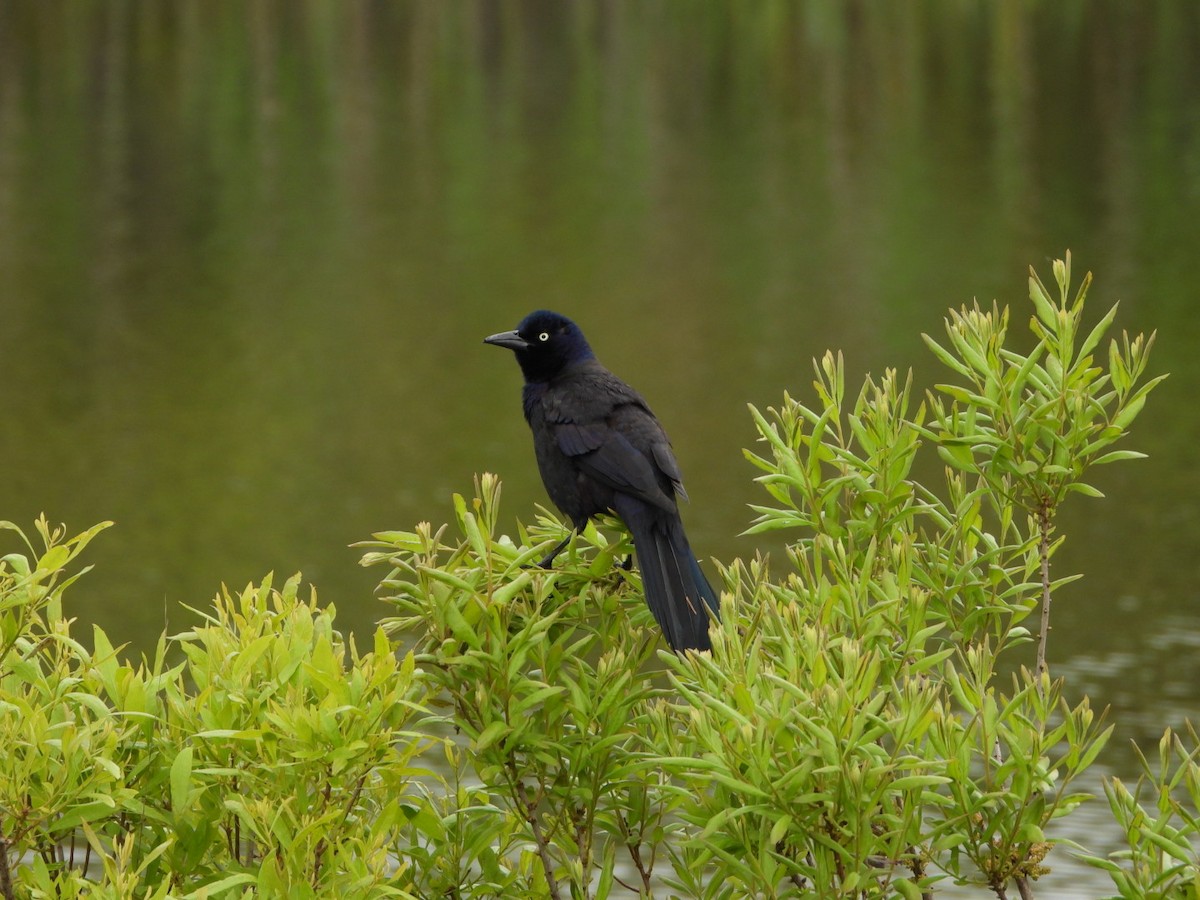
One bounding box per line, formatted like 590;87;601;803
650;440;688;502
553;421;668;504
540;367;684;510
548;409;680;512
608;396;688;501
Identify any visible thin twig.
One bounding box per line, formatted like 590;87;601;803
83;825;93;877
0;834;14;900
311;779;334;885
340;775;368;828
775;841;807;890
905;844;933;900
573;808;591;900
1015;874;1035;900
1035;502;1053;687
518;781;562;900
626;841;653;894
310;771;368;886
617;810;653;893
232;771;241;864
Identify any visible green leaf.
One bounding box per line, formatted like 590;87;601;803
889;774;952;791
1077;302;1119;362
708;771;770;799
194;729;263;741
1136;824;1194;862
491;569;534;605
37;544;70;572
512;685;566;717
768;814;794;844
1029;269;1058;330
1093;449;1147;465
442;601;481;648
182;873;258;898
475;720;510;753
171;746;194;815
65;691;113;720
937;443;975;471
923;333;973;378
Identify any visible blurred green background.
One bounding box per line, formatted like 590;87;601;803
1;3;1198;893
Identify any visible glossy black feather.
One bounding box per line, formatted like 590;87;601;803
484;310;719;652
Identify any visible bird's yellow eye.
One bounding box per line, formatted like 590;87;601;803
539;332;550;342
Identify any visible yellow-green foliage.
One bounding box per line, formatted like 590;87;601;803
1;522;427;898
2;258;1195;900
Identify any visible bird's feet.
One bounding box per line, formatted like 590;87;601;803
523;533;573;570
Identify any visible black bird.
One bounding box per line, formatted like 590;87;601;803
484;310;719;652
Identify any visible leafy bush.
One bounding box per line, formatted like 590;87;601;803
1;524;428;898
361;254;1190;900
2;255;1195;899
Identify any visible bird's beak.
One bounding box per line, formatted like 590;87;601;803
483;330;530;351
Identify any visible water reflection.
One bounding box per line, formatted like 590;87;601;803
1;3;1198;893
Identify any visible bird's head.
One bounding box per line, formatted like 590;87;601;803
484;310;595;381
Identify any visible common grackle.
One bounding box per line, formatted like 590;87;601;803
484;310;719;652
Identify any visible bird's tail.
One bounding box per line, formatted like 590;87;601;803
615;497;719;652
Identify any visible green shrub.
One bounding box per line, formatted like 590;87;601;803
360;484;671;897
2;255;1194;899
1;524;428;898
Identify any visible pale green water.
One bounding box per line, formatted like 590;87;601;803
2;3;1199;894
